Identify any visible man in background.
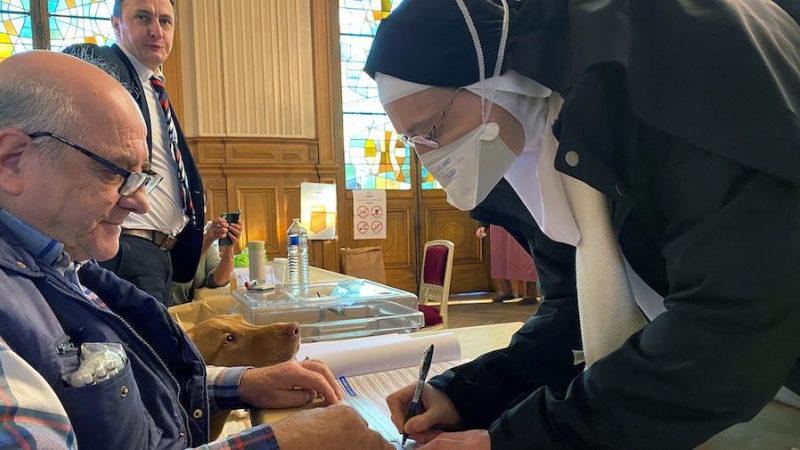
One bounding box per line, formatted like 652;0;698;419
65;0;203;306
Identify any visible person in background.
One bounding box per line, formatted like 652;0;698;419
64;0;204;306
475;221;538;305
172;215;243;305
0;51;392;450
365;0;800;449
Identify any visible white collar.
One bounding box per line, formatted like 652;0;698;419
116;43;164;84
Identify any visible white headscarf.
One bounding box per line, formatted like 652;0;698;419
376;70;580;245
376;72;430;105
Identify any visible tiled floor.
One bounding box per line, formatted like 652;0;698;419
447;294;539;329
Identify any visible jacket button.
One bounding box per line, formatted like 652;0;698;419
565;151;580;167
193;409;203;419
15;261;26;268
120;386;129;397
179;431;186;440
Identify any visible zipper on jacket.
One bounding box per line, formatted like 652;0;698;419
56;336;76;355
166;312;210;440
48;280;194;446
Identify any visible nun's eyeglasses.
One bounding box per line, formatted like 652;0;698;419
401;87;462;150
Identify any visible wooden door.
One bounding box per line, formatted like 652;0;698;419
339;155;490;295
418;189;489;294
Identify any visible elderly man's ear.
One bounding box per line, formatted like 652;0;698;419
0;128;32;196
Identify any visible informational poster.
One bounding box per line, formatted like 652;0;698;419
300;182;337;240
353;190;386;240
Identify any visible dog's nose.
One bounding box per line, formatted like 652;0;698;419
286;322;300;336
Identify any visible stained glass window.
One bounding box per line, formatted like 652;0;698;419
0;0;33;62
340;0;442;191
48;0;114;51
0;0;114;63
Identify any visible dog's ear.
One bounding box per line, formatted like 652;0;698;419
230;315;249;326
186;321;224;363
185;325;199;342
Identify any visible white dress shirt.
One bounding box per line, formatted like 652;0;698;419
117;44;189;236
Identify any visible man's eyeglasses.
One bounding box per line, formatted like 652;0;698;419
27;132;162;197
401;87;463;150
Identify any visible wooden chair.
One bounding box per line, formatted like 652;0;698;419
418;239;455;329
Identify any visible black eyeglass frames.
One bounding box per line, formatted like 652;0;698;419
27;131;162;196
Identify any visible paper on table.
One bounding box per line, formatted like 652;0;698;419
340;360;468;449
296;333;412;360
296;332;461;377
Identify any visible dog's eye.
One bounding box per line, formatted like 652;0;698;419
224;334;236;344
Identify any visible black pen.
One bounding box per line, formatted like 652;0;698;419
401;344;435;446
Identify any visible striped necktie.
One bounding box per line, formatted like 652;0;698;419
150;76;195;226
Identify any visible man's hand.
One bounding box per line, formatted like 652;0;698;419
218;222;242;258
417;430;491;450
238;359;344;409
271;404;394;450
203;216;239;254
386;383;462;444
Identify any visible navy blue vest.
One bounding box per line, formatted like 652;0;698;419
0;228;210;449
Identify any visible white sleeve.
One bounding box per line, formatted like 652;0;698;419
0;337;77;449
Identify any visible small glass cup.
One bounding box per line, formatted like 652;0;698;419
229;271;238;291
270;257;288;285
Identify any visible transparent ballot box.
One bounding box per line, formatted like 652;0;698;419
231;279;424;342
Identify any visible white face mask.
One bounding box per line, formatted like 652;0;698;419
413;0;514;211
419;122;518;211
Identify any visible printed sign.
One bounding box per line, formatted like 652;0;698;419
301;182;337;240
353;190;386;240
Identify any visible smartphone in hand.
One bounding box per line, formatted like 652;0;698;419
219;209;241;246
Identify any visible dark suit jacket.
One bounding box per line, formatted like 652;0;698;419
63;44;205;283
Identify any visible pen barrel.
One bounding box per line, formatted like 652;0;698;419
411;381;425;403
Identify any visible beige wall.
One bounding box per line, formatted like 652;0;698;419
178;0;316;139
165;0;487;293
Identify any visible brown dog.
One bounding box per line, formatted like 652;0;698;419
185;315;301;440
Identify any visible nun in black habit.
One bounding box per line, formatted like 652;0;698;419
365;1;800;449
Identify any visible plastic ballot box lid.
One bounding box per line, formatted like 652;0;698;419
231;279;424;342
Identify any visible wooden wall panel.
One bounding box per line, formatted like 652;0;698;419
384;209;417;292
203;176;229;219
236;185;279;252
229;140;317;165
421;194;488;294
195;137;342;272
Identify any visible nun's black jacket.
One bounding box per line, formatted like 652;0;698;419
427;2;800;449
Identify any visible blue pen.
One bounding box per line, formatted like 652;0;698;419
401;344;435;446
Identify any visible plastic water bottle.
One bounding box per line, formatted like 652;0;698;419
286;218;309;289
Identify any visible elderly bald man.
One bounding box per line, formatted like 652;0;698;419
0;51;392;450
